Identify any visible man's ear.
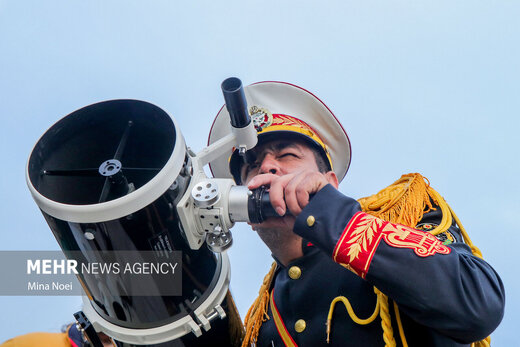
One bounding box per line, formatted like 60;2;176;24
325;171;339;189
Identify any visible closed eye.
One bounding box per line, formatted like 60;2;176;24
278;152;299;159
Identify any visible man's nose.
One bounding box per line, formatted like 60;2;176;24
259;155;280;175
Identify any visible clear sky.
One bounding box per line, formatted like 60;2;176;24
0;1;518;344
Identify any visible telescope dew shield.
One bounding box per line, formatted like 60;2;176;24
27;99;185;222
26;100;240;346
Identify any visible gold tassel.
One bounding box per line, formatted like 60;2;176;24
472;337;491;347
241;262;277;347
358;173;436;227
225;291;246;347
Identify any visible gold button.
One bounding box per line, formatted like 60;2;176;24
294;319;306;333
288;266;302;280
306;215;315;227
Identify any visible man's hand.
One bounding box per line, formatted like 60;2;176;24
247;170;332;217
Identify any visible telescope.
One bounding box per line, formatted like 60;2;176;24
26;78;280;346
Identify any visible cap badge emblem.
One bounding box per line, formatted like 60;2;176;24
249;106;273;132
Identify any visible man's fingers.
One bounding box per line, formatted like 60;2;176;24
295;182;311;212
247;173;277;190
247;171;329;217
269;174;294;216
284;173;306;215
247;173;294;216
286;172;328;215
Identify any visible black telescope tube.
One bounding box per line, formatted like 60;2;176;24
221;77;250;128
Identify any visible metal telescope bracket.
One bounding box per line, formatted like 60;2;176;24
176;77;257;252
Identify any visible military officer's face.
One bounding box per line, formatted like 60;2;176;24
240;138;337;264
240;139;322;185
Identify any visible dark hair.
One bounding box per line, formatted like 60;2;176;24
309;145;330;174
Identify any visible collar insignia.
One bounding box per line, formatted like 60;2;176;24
416;223;437;232
416;223;455;245
434;231;455;245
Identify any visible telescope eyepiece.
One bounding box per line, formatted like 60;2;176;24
221;77;250;129
221;77;243;93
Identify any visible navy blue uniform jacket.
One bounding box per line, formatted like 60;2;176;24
256;185;505;346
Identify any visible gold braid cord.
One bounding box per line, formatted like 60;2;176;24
241;262;277;347
243;173;490;346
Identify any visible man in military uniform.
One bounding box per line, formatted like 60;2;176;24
208;81;505;346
